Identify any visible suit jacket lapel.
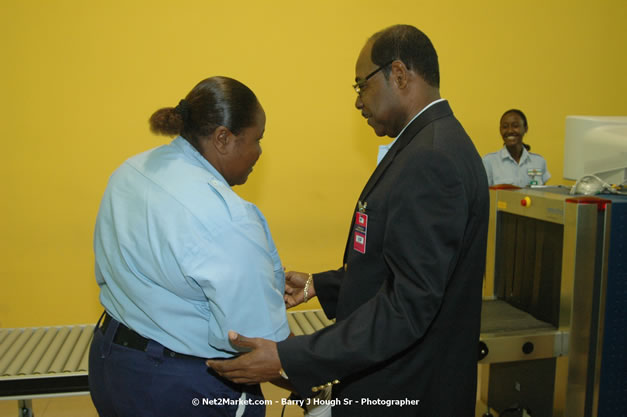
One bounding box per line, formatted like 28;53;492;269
342;100;454;263
358;101;453;202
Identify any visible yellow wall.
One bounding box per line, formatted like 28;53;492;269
1;0;626;327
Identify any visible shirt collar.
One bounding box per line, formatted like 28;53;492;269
395;98;447;141
376;99;447;166
172;136;230;186
499;146;531;164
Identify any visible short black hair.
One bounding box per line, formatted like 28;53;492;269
370;24;440;88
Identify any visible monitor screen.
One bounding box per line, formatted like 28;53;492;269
563;116;627;184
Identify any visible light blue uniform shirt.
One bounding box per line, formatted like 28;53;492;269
482;147;550;187
94;137;290;358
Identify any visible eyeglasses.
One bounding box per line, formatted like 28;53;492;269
352;60;394;95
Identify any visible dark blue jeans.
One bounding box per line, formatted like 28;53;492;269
88;316;265;417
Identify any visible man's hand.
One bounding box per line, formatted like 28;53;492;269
284;270;314;308
206;331;282;384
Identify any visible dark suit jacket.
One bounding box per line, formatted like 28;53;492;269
278;101;489;417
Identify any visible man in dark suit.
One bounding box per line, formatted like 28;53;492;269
207;24;489;417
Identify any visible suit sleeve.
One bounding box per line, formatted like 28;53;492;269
278;149;468;397
311;267;344;319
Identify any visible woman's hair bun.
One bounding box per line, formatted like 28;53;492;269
149;107;184;136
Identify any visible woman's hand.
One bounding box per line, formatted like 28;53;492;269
284;271;314;308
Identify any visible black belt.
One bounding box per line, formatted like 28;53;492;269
101;312;202;361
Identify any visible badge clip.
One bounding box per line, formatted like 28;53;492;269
358;201;368;213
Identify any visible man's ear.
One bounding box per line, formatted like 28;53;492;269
390;60;409;89
212;126;233;155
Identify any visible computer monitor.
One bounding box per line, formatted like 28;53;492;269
563;116;627;184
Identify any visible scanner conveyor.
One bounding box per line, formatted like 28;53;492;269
479;186;627;417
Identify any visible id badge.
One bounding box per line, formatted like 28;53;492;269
353;212;368;254
527;168;543;186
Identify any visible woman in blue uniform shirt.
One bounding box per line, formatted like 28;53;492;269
483;109;550;187
88;76;290;417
